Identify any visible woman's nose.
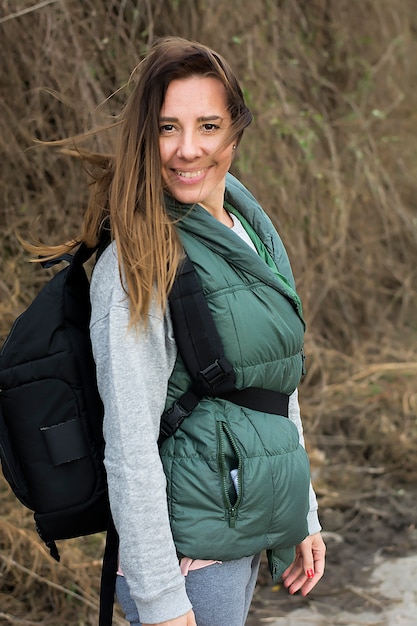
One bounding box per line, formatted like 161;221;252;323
176;131;203;160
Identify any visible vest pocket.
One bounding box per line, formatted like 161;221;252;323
162;405;310;562
216;421;242;528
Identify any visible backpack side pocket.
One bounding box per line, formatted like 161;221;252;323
0;404;30;508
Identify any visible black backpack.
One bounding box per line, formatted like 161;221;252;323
0;244;109;560
0;242;289;624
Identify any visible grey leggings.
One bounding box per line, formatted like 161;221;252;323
116;553;261;626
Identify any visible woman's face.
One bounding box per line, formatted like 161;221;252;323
159;75;234;217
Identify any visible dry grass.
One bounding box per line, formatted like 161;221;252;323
1;0;417;623
0;470;126;624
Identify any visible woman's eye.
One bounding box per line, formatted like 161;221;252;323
160;124;175;133
202;123;219;132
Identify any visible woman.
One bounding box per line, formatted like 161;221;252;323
35;37;325;626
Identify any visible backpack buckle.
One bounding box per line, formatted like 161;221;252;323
199;357;234;391
159;400;191;442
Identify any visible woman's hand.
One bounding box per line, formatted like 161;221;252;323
142;609;197;626
281;532;326;596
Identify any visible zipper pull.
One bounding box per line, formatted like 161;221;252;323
229;507;237;528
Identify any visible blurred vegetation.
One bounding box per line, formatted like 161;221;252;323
1;0;417;624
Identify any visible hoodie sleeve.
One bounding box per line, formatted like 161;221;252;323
89;244;192;624
288;389;322;536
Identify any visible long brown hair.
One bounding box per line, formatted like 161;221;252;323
26;37;253;324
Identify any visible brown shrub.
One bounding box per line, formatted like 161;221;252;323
1;1;416;623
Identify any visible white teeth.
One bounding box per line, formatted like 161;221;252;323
176;169;204;179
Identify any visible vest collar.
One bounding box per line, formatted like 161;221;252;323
165;174;303;321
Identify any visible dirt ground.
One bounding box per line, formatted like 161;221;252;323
246;484;417;625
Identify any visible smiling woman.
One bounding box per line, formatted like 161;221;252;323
159;76;235;222
20;37;325;626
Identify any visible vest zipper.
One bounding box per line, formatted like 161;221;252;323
217;421;242;528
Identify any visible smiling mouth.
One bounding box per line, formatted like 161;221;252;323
174;168;207;179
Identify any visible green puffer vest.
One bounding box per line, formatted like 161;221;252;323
160;174;311;580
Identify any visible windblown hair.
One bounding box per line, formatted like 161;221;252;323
26;37;253;324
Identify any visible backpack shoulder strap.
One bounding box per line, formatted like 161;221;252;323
39;241;98;270
159;256;236;443
168;255;237;394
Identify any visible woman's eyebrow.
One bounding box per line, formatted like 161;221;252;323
159;115;224;122
197;115;224;122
